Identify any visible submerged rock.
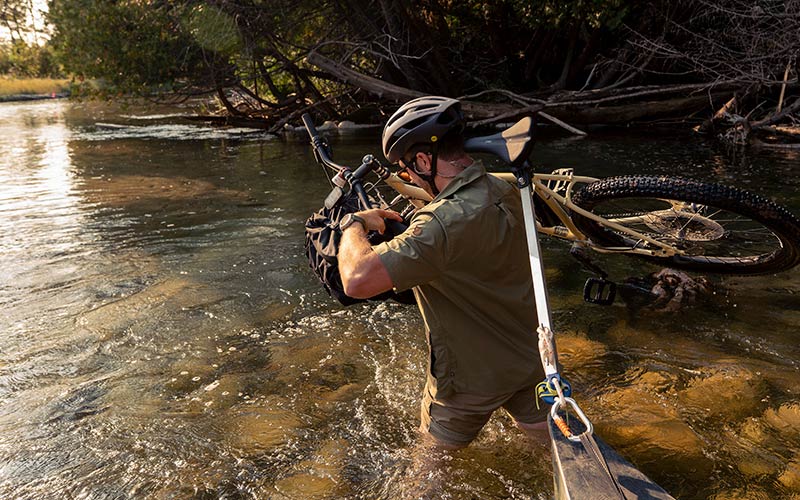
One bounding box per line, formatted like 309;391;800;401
81;174;250;209
763;403;800;438
678;367;766;421
735;450;782;478
273;438;350;499
710;486;773;500
554;331;609;384
556;332;608;368
594;385;710;476
227;403;302;454
318;382;363;405
780;457;800;491
77;277;224;337
635;370;676;392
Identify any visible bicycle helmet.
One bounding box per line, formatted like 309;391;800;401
382;96;465;164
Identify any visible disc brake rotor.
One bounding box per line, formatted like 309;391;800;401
642;208;725;242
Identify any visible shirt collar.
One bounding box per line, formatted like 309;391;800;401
432;161;486;201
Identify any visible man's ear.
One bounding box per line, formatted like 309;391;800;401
415;152;431;173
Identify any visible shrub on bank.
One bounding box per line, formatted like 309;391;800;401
0;40;63;79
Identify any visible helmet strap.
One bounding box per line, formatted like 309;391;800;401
426;144;440;196
409;145;441;197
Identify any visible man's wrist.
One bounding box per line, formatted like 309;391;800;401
340;213;367;232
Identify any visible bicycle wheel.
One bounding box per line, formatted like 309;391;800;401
570;176;800;275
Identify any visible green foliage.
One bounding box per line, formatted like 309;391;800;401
47;0;214;95
0;40;63;78
41;0;795;111
182;4;242;56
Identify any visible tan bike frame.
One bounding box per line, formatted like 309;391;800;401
383;169;684;259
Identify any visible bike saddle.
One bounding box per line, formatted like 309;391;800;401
464;116;535;167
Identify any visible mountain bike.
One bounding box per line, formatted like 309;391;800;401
302;113;800;305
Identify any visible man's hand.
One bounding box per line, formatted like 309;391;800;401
338;208;399;298
353;209;404;234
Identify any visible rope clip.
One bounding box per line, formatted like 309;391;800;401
551;396;594;443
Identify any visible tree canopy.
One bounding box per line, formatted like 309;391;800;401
35;0;800;138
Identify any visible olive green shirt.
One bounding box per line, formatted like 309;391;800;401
373;162;543;399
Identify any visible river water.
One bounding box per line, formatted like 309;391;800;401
0;99;799;500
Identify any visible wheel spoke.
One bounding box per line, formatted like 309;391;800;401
570;176;800;274
593;198;783;257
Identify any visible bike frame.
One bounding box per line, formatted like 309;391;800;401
384;169;684;259
300;111;685;261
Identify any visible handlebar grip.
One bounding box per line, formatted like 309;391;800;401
301;113;317;136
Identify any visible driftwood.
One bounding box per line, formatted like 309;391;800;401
182;114;270;129
694;96;737;134
544;95;715;125
537;111;587;136
307;51;522;121
307;52;730;127
195;52;793;142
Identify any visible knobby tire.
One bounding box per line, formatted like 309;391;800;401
570;176;800;275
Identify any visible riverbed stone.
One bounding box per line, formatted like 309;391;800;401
81;174;250;209
227;403;302;454
678;366;765;421
636;370;676;392
595;385;708;475
739;418;771;446
272;474;338;500
554;331;609;381
272;438;349;499
261;301;295;322
763;403;800;438
77;277;225;338
319;382;363;404
736;451;781;478
710;487;772;500
779;457;800;491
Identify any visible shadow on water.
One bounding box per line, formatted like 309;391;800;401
0;100;799;499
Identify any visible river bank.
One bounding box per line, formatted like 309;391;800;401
0;77;71;101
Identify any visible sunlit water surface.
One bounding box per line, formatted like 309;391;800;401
1;99;799;500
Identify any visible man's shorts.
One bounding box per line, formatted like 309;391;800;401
419;381;548;447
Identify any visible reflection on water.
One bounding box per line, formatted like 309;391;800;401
0;99;798;499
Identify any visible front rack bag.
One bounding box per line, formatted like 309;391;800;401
304;192;415;306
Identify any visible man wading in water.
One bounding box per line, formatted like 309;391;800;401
338;96;548;493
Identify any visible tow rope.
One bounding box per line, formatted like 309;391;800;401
514;161;627;499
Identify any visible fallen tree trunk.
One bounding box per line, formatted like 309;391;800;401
307;51;521;120
307;52;728;127
546;94;719;125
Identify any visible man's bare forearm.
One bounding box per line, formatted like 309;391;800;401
338;211;396;298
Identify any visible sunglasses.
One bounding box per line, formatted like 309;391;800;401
398;152;431;178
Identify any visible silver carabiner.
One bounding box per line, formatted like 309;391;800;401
551;396;594;443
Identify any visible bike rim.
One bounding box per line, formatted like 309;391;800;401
594;197;785;262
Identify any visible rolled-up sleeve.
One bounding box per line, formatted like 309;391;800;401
373;213;446;292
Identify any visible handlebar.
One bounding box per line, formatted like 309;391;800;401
302;113;376;209
302;114;414;237
302;114;347;172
